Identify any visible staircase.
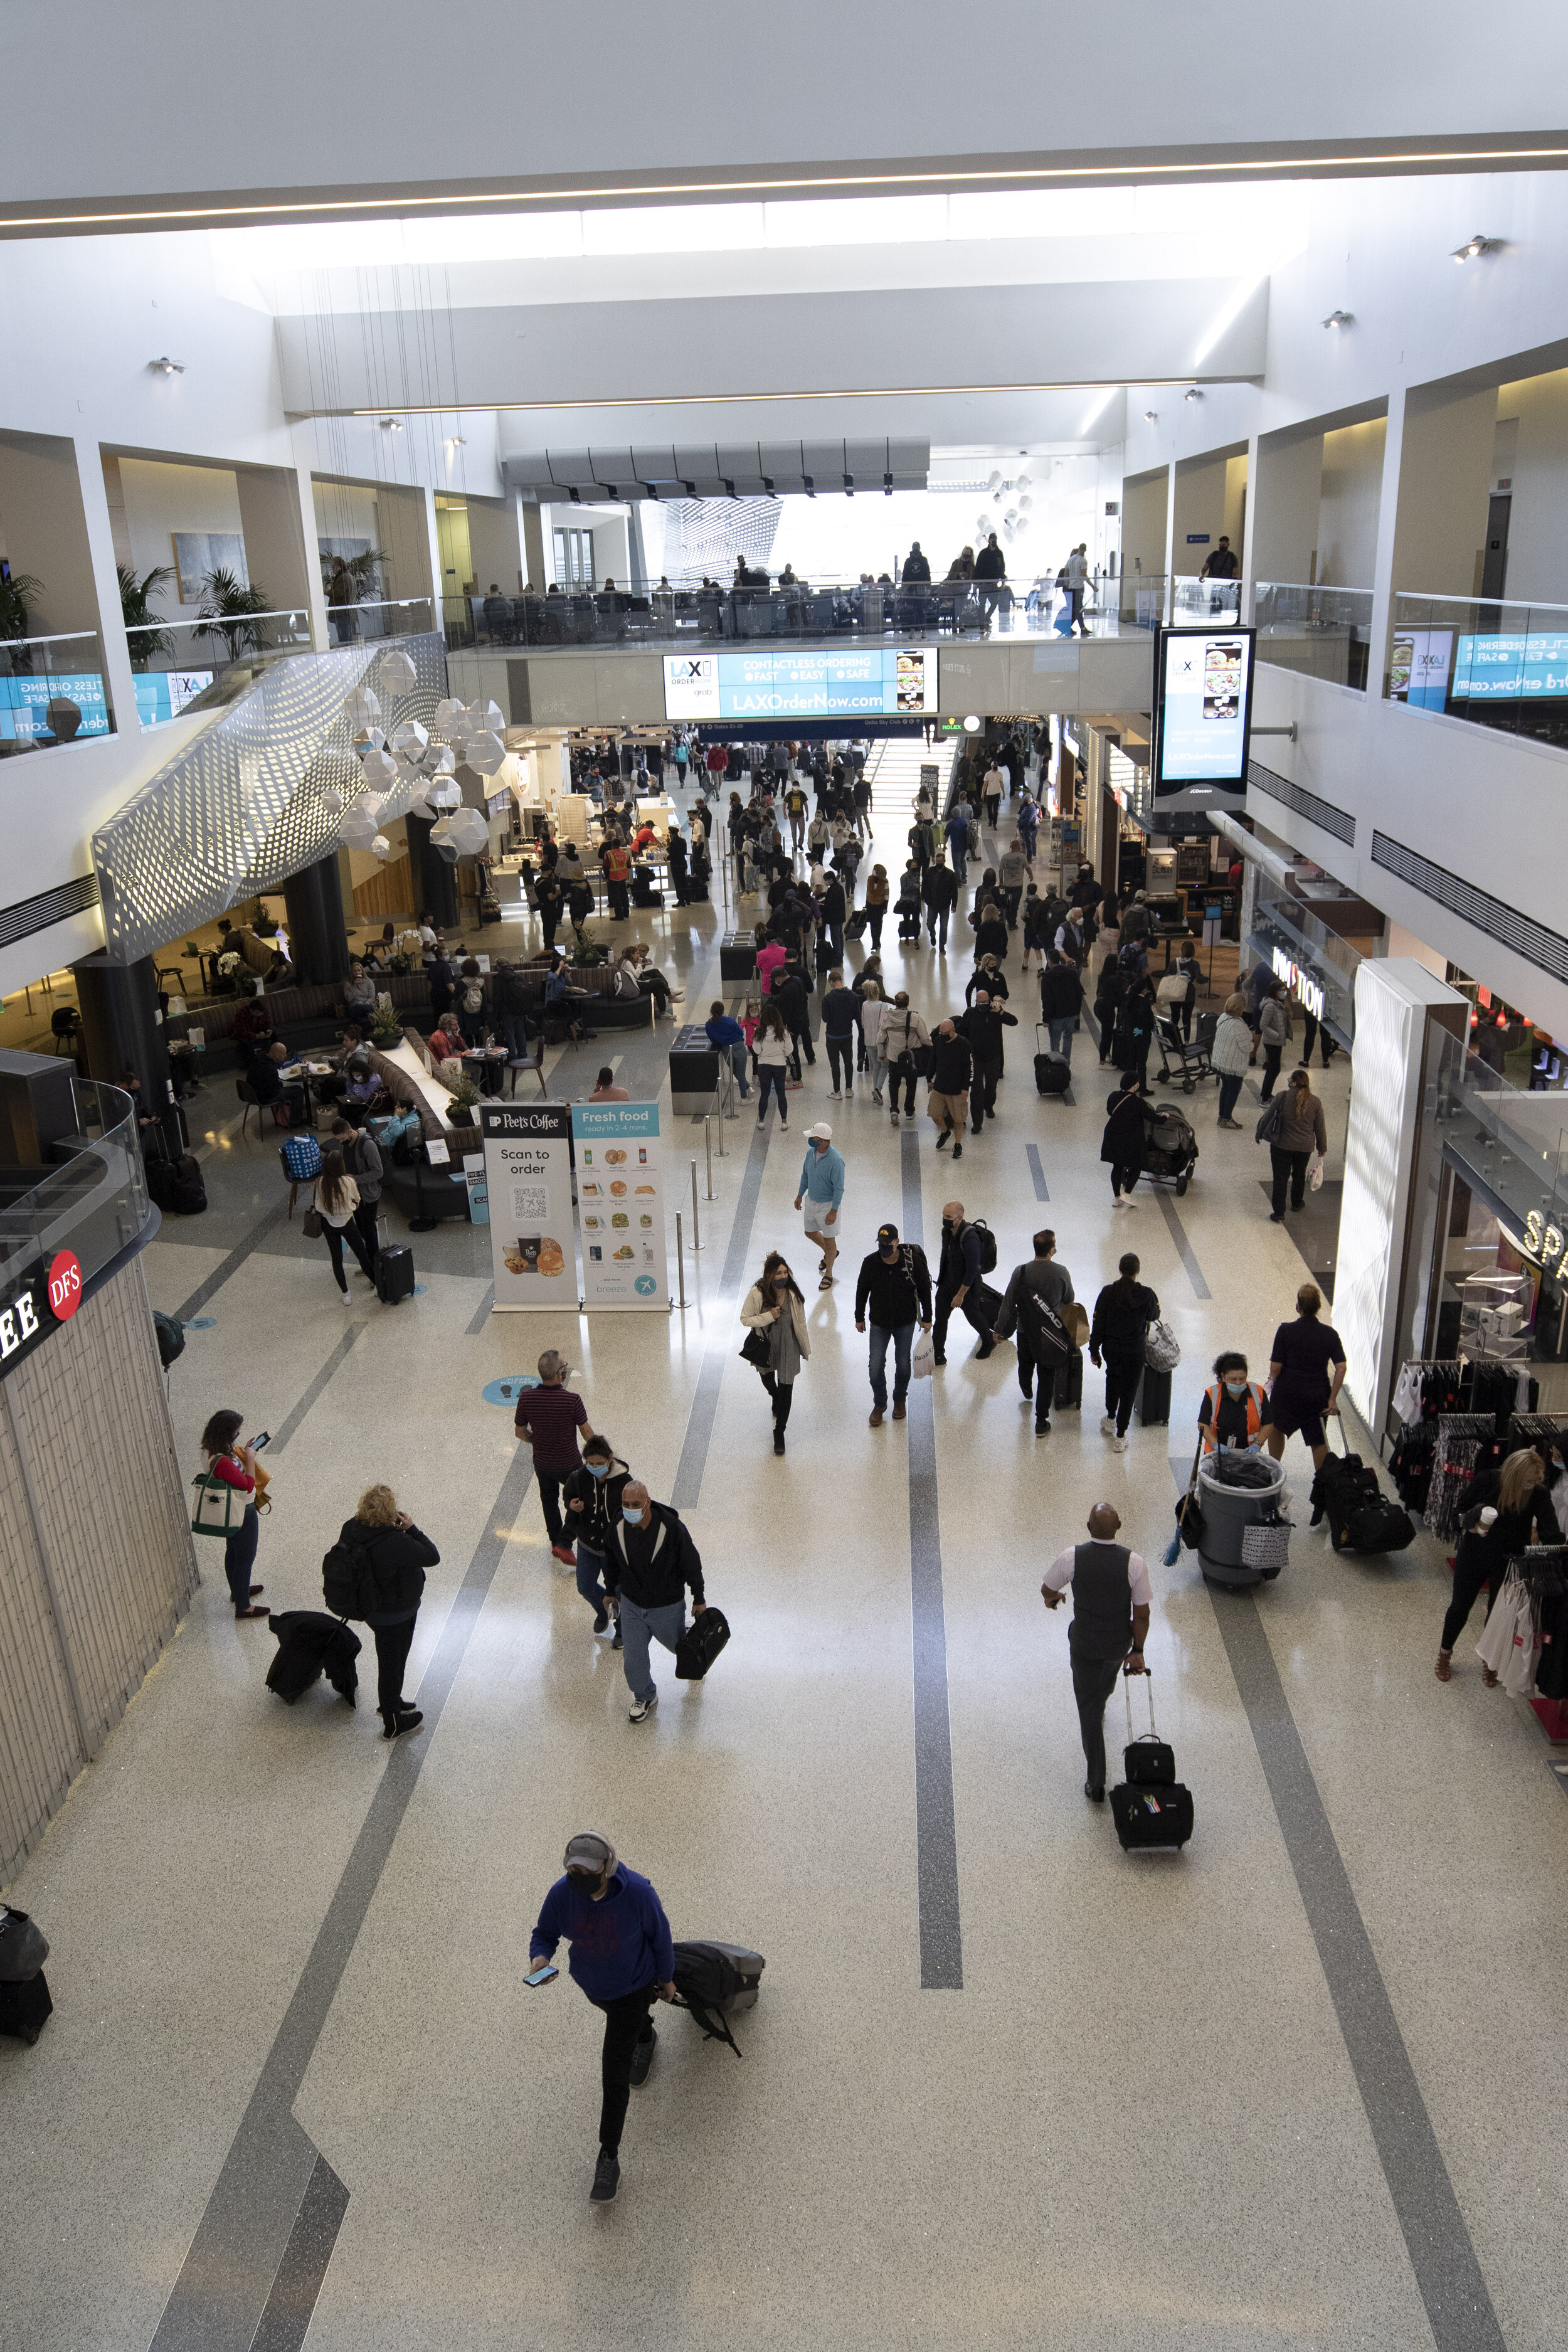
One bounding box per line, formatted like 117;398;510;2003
864;736;954;817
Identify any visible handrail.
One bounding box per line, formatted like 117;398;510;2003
0;627;109;650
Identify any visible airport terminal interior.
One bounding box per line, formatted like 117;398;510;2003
4;13;1568;2349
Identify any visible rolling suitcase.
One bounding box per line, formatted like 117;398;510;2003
376;1244;416;1305
1111;1671;1192;1851
1137;1363;1172;1426
1034;1025;1071;1096
0;1970;53;2044
1052;1350;1084;1411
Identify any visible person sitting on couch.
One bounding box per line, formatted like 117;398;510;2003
343;959;377;1023
232;996;277;1051
429;1020;465;1065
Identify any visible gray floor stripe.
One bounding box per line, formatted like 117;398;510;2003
668;1114;773;1509
1153;1187;1212;1300
1025;1143;1049;1202
902;1130;963;1991
465;1281;495;1334
149;1446;536;2352
269;1328;363;1455
173;1198;292;1325
249;2155;350;2352
1212;1592;1505;2352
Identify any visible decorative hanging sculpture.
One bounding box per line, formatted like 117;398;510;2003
353;725;386;755
433;697;465;731
360;747;398;790
450;806;489;854
344;687;381;727
321;786;345;817
464;730;506;776
390;719;429;759
378;649;418;692
371;833;391;861
425;743;457;776
428;778;463;812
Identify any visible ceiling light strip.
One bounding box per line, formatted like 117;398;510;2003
353;379;1197;418
6;143;1568;233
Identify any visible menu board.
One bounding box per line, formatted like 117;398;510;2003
480;1102;578;1310
1154;626;1256;797
663;645;937;721
572;1102;669;1312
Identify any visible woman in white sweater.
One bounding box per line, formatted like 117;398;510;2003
1210;992;1253;1128
315;1150;374;1298
753;1000;792;1131
879;993;931;1126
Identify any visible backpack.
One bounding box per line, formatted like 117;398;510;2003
670;1939;765;2057
464;981;484;1015
1118;940;1144;972
966;1218;999;1275
321;1536;381;1622
283;1132;322;1182
153;1310;186;1370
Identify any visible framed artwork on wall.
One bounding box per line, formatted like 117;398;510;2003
171;531;247;604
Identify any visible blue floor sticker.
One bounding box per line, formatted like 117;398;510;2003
482;1375;539;1409
413;1284;428;1295
184;1316;216;1330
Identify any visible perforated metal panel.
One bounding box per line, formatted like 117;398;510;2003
91;634;448;964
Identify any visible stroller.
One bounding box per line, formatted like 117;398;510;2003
1153;1009;1217;1096
1142;1103;1200;1197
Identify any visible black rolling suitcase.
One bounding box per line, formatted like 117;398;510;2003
1137;1363;1172;1426
1052;1350;1084;1411
266;1609;362;1705
0;1971;53;2043
1110;1671;1192;1851
376;1244;416;1305
1034;1025;1071;1096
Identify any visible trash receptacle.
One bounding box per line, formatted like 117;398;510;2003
1196;1455;1288;1589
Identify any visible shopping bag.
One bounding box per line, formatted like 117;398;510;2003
1308;1153;1324;1192
911;1330;936;1380
191;1472;250;1537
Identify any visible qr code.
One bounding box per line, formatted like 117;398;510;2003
509;1184;550;1220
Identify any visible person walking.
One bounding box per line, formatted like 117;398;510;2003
314;1150;376;1298
334;1481;440;1738
881;992;930;1126
492;958;532;1061
1040;1504;1152;1801
1267;1284;1346;1475
771;955;817;1079
198;1408;267;1619
1092;950;1127;1068
1066;542;1091;636
753;1000;792;1128
515;1349;600;1564
455;957;489;1047
1101;1073;1156;1209
1256;978;1291;1098
928;1020;973;1159
705;1000;751;1103
934;1199;996;1365
1263;1067;1327;1222
862;862;890;950
821;970;860;1099
741;1249;811;1453
922;852;958;952
562;1435;631;1636
1198;1353;1271;1455
1211;992;1253;1127
795;1123;845;1288
854;1221;933;1426
958;990;1016;1133
982;756;1005;832
601;837;632;922
998;837;1029;928
603;1481;709;1719
331;1118;382;1278
528;1832;677;2206
1039;950;1083;1067
856;978;890;1101
1089;1253;1160;1452
1436;1446;1563;1683
994;1229;1076;1436
1115;969;1157;1086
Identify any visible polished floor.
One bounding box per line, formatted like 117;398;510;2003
4;765;1565;2352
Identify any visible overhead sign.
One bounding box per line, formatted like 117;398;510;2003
573;1102;669;1312
663;645;937;722
0;1244;83;1377
1272;945;1325;1024
1153;626;1256;797
479;1103;579;1311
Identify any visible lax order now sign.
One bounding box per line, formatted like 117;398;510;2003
480;1103;578;1311
573;1103;669;1312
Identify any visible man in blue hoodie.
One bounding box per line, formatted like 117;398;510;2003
530;1830;677;2206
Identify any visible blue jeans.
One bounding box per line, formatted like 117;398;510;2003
1047;1016;1074;1062
575;1541;610;1617
1217;1070;1244;1120
726;1041;750;1098
223;1504;259;1610
618;1594;686;1703
869;1322;915;1409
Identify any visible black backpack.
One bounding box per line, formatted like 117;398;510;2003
670;1939;765;2057
152;1310;186;1370
322;1537;381;1622
966;1218;999;1276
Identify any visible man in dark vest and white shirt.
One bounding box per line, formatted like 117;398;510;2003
1040;1503;1152;1801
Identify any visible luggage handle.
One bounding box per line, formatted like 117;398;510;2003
1123;1660;1157;1740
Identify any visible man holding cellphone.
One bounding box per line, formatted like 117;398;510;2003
529;1833;676;2205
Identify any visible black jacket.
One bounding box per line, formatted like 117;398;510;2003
1039;963;1084;1021
973;544;1007;579
1089;1279;1160;1362
903;550;932;583
604;1503;705;1609
930;1032;973;1094
855;1243;933;1327
339;1515;440;1627
972;914;1009;961
937;1219;984;1296
771;970;811;1031
561;1455;631;1552
1101;1084;1158;1168
921;864;958;912
958;1002;1017;1067
964;965;1010;1005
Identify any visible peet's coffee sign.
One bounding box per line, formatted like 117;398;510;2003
0;1246;83;1379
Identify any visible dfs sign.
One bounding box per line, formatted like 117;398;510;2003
0;1246;83;1377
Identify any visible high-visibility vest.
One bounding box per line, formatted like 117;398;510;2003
1201;1380;1266;1454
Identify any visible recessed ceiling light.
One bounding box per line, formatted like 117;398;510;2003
379;417;403;431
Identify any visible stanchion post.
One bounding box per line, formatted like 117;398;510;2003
704;1115;716;1199
690;1159;702;1249
675;1213;687;1308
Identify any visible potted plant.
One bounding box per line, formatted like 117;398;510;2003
213;950;242;997
117;563;176;671
369;998;403;1044
195;568;272;663
0;569;44;667
445;1070;480;1127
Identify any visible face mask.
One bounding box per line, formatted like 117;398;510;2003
569;1870;603;1896
623;1505;644;1525
1225;1379;1248;1398
586;1462;608;1480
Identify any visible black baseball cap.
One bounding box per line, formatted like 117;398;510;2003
877;1222;899;1243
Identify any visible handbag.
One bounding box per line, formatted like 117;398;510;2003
674;1606;731;1682
302;1192;324;1240
739;1324;771;1370
0;1905;50;1982
191;1470;252;1537
1241;1516;1293;1574
910;1043;935;1079
1143;1317;1182;1373
1166;1441;1205;1564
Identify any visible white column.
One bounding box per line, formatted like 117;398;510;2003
1366;386;1407;702
1239;432;1261;618
1162;459;1177;623
73;435;140;738
287;452;329;648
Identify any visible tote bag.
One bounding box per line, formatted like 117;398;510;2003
191;1471;251;1538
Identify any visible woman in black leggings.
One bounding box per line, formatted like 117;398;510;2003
1088;1254;1160;1453
1436;1446;1561;1683
753;1002;791;1128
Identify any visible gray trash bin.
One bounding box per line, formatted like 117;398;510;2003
1196;1455;1288;1589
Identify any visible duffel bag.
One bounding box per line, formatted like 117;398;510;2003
1343;1500;1417;1555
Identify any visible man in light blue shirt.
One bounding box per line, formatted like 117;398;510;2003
794;1121;845;1290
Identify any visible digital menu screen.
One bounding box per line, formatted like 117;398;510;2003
1154;626;1256;795
663;645;938;722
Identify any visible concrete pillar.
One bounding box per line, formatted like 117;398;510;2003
522;501;546;591
406;814;459;928
234;465;314;634
287;450;330;648
627;502;649;595
1239;433;1262;616
1162;460;1177;622
0;430;101;640
1387;380;1496;600
73;951;175;1147
1250;430;1325;593
283;854;350;987
466;491;525;597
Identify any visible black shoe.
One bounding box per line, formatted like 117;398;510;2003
773;1431;786;1455
1084;1781;1105;1803
592;1608;610;1633
612;1623;623;1649
1036;1421;1051;1436
931;1354;946;1367
629;2026;657;2087
591;2152;620;2203
951;1143;963;1159
975;1342;994;1360
935;1129;950;1150
1269;1212;1285;1223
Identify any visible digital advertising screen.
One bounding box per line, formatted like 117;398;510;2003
1389;628;1454;709
663;645;937;723
1453;630;1568;703
1153;626;1256;797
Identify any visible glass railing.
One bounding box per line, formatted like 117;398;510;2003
124;607;314;724
0;1079;150;1289
1118;574;1168;630
1428;1029;1568;1251
1253;582;1374;692
1172;574;1242;625
0;630;116;756
324;595;435;647
437;575;1126;650
1387;590;1568;749
1247;880;1364;1045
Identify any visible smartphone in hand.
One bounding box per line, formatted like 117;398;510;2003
524;1964;559;1988
250;1433;272;1451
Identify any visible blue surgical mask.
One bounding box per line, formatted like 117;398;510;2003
1225;1379;1248;1397
622;1506;643;1525
587;1462;608;1479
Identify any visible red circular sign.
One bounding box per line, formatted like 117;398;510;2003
47;1249;82;1322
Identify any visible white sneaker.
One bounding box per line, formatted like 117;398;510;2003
1110;1433;1128;1453
628;1692;658;1724
830;1091;841;1101
1100;1415;1116;1435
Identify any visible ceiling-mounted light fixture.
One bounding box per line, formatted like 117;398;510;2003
1321;309;1354;327
1451;233;1500;263
962;714;982;733
446;435;467;447
1184;387;1204;404
1143;410;1158;424
149;356;184;375
379;417;403;432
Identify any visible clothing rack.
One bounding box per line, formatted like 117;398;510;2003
1514;1547;1568;1733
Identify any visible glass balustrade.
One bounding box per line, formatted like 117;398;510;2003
323;595;435;649
1387;589;1568;750
1253;582;1373;692
124;607;314;723
0;1079;150;1290
1171;574;1242;625
0;630;115;756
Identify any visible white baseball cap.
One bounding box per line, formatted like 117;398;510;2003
803;1122;833;1141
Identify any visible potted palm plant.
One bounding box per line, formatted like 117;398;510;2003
0;570;44;669
445;1070;480;1127
117;563;177;670
195;568;272;662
